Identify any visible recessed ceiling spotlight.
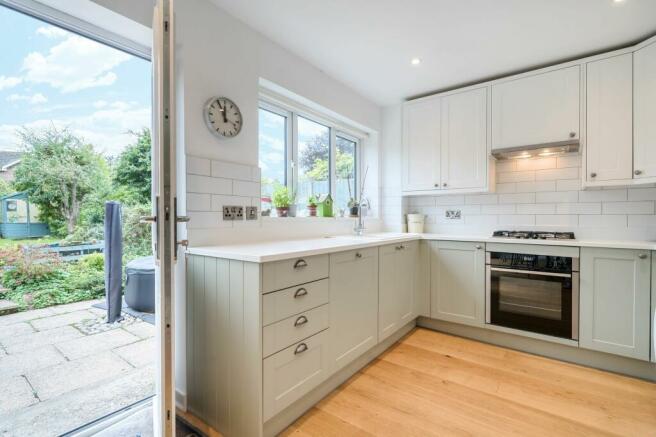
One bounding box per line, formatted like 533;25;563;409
613;0;625;3
411;58;421;66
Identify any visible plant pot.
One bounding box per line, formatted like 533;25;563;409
288;204;297;217
276;207;289;217
307;205;317;217
349;205;359;217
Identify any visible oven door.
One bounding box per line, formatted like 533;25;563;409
486;266;578;340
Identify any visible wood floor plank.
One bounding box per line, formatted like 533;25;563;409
285;328;656;437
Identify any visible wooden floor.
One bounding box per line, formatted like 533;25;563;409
282;328;656;437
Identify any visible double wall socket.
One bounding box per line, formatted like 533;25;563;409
445;209;462;220
223;205;259;221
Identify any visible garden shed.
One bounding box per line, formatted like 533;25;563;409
0;191;49;239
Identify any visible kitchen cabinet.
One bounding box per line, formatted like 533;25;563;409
402;96;441;192
652;253;656;363
634;41;656;181
329;247;379;370
379;241;418;341
430;240;485;327
491;66;579;150
579;248;651;361
585;53;633;183
440;87;488;190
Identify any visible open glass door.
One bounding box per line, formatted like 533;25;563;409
151;1;176;435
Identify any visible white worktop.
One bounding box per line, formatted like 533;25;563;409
186;232;656;263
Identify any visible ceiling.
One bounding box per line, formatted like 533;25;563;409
211;0;656;106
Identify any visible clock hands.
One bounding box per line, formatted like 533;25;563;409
216;99;228;123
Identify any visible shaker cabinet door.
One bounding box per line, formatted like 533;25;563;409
634;41;656;180
579;248;651;361
402;97;441;192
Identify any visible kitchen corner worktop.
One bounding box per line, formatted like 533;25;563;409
186;232;656;263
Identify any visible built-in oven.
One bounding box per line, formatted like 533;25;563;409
486;250;579;340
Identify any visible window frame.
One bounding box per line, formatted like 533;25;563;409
258;98;362;215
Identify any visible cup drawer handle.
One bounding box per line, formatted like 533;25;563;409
293;259;308;269
294;343;308;355
294;315;308;327
294;288;308;298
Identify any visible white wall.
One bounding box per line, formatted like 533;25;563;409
380;105;406;232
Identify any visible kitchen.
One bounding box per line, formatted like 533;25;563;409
25;0;654;435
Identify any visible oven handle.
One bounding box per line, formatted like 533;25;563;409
489;267;572;278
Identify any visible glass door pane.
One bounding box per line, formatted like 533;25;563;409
297;116;330;215
335;135;356;215
258;108;288;213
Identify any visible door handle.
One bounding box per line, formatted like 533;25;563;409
294;343;308;355
140;216;157;224
294;259;308;269
294;288;308;298
294;315;308;327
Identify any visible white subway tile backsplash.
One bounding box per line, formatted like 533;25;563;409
515;180;556;193
535;215;579;227
556;203;601;215
211;195;251;211
578;215;627;228
408;196;436;207
628;188;656;201
436;195;466;205
465;194;498;205
187;193;211;211
187;211;232;229
499;193;536;204
251;167;262;182
481;204;516;214
536;191;579;203
186;156;211;176
556;154;581;168
211;160;253;180
602;201;655;215
516;157;557;171
188;174;233;195
499;215;535;226
495;183;516;193
535;167;579;181
233;180;261;197
517;203;557;215
556;179;582;191
495;160;516;173
578;189;627;202
628;215;656;227
497;170;535;183
465;215;498;226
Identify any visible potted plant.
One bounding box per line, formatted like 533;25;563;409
307;195;318;217
271;185;293;217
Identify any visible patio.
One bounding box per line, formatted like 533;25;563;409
0;299;155;436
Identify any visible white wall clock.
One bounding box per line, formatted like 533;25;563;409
204;96;243;138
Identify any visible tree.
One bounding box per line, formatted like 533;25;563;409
299;133;329;171
0;179;12;197
113;128;152;204
13;126;106;235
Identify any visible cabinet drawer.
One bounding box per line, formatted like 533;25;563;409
263;279;329;326
262;255;329;293
263;304;329;357
263;330;331;421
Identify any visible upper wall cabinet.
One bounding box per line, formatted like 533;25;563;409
491;66;580;150
585;53;633;183
402;87;490;195
634;41;656;180
440;87;488;190
402;97;441;192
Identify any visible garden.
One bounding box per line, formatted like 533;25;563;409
0;125;152;311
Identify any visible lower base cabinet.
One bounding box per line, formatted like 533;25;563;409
430;240;485;326
379;241;418;341
329;247;379;370
580;248;651;361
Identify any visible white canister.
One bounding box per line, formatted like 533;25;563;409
407;213;425;233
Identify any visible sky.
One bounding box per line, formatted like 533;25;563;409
0;6;151;157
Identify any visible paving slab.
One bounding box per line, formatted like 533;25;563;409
123;321;156;339
0;322;34;341
0;376;38;415
0;299;18;316
113;337;156;368
26;351;132;401
2;325;83;354
55;328;140;360
0;345;66;378
49;299;103;315
0;307;56;327
94;403;153;437
29;310;98;331
0;365;155;437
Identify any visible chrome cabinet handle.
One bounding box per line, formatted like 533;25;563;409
442;183;447;187
569;132;576;138
475;244;482;250
434;183;439;188
634;170;643;176
294;315;308;327
590;172;597;178
293;288;308;298
355;252;363;258
638;254;648;259
294;343;308;355
139;216;157;224
294;259;308;269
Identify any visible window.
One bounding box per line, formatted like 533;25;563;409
258;101;361;217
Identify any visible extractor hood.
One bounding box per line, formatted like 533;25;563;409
491;140;579;160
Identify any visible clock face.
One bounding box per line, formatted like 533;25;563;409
204;97;242;138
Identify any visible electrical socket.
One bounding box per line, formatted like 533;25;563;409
445;209;462;220
223;206;244;220
245;206;258;220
